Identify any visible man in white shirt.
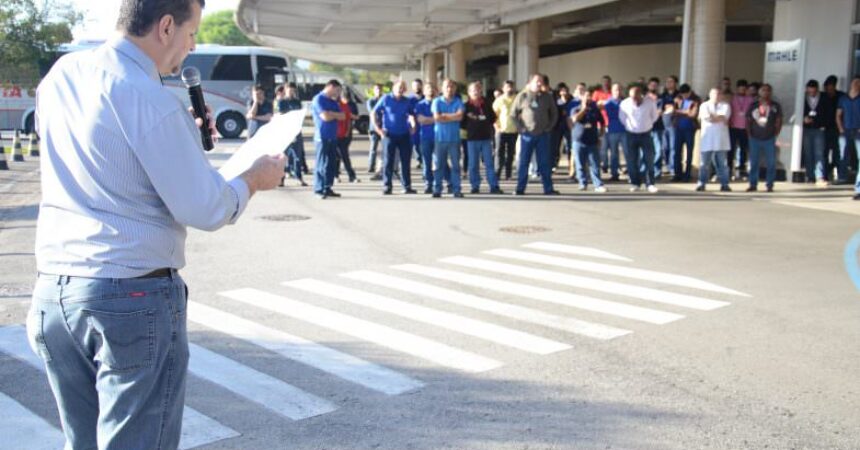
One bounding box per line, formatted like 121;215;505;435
697;88;733;191
619;85;661;192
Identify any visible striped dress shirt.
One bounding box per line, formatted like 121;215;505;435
35;37;250;278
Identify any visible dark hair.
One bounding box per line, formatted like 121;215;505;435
806;79;819;89
556;82;569;90
679;84;691;94
503;80;515;87
326;79;342;88
602;75;611;80
542;74;550;86
749;82;762;90
736;79;748;88
117;0;204;37
413;79;423;84
252;84;263;91
286;82;297;89
760;83;772;91
667;75;679;83
275;85;285;94
824;75;838;87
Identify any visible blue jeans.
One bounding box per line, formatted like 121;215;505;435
28;273;189;450
467;140;499;191
748;137;777;188
313;139;338;194
675;127;696;180
516;132;554;194
802;128;826;181
368;132;381;172
729;127;749;174
649;128;664;178
420;138;435;189
383;134;413;190
336;137;357;181
601;131;624;178
434;140;461;194
285;137;304;181
625;131;656;187
663;126;677;176
839;129;860;183
698;150;730;187
574;141;603;187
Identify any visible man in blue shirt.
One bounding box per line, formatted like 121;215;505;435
366;84;384;176
373;80;417;194
415;82;437;193
836;76;860;200
276;82;307;186
312;80;346;199
598;83;625;181
570;84;607;192
431;79;465;198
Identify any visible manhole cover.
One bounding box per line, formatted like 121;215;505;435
499;225;550;234
257;214;311;222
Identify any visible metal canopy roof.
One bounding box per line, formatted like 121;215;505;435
235;0;617;67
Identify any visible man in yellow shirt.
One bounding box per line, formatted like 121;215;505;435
493;80;518;180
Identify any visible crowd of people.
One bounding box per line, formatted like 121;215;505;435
250;72;860;201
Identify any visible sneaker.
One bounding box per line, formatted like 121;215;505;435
816;179;830;187
695;185;706;192
720;185;732;192
647;185;659;194
432;192;442;198
300;181;308;187
382;189;392;195
745;186;757;192
349;178;361;183
513;191;525;196
490;188;504;194
324;190;341;198
854;194;860;200
470;188;480;194
629;186;641;193
594;186;608;193
424;187;433;194
453;192;464;198
403;188;417;194
766;185;774;193
578;185;587;191
545;190;561;196
370;174;382;181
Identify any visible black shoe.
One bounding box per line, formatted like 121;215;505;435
610;175;620;182
423;187;433;194
490;188;504;194
545;190;560;196
470;188;479;194
349;178;360;183
446;186;453;194
695;185;705;192
766;185;774;193
300;181;308;187
670;176;682;182
382;189;392;195
745;186;757;192
278;177;285;187
854;194;860;201
403;188;417;194
453;192;464;198
720;185;732;192
324;190;341;197
432;192;442;198
513;191;525;196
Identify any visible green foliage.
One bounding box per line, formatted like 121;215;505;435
197;10;255;46
0;0;80;83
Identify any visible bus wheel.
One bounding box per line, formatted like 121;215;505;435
216;112;246;139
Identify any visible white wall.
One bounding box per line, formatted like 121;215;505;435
774;0;854;88
497;42;765;90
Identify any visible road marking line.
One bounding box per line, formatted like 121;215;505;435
0;325;239;450
189;302;423;395
496;248;750;297
392;265;683;325
220;288;503;373
0;392;66;450
445;256;730;311
188;343;337;420
342;270;630;340
522;242;633;262
286;278;570;355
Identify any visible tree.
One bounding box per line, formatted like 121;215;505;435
197;10;256;46
0;0;80;83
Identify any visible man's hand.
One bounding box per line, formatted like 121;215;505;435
241;154;286;196
189;105;217;143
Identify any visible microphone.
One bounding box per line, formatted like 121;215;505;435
181;66;214;151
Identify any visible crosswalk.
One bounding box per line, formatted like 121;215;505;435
0;241;750;449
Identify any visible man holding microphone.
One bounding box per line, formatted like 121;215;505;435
28;1;283;449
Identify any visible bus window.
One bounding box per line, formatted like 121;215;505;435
163;54;217;81
257;55;288;72
211;55;252;81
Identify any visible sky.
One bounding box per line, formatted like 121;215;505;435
70;0;240;40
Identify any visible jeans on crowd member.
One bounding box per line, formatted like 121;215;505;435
625;131;656;187
674;127;696;180
314;139;338;194
551;127;571;169
824;128;841;181
420;138;435;189
838;128;860;183
285;137;305;181
383;134;413;191
516;132;554;194
601;131;624;178
698;150;730;187
434;141;462;195
336;137;357;182
648;129;664;179
748;137;777;188
802;128;826;181
28;272;189;450
467;140;500;192
663;126;677;177
496;132;517;179
574;141;603;188
729;127;749;175
368;132;381;172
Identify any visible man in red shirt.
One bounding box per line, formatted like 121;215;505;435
336;90;359;183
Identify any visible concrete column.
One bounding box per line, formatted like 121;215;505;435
515;20;539;88
448;41;467;83
423;53;441;86
690;0;726;94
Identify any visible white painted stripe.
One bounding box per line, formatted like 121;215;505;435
188;343;337;420
392;265;682;325
189;302;423;395
220;288;502;373
285;279;570;355
0;392;66;450
342;271;630;340
0;326;239;450
507;248;750;297
523;242;633;262
445;256;730;311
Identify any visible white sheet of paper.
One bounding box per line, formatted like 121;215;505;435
218;108;306;180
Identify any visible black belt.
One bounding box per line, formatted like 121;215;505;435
136;268;174;279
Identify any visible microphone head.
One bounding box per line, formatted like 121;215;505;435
181;66;201;87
